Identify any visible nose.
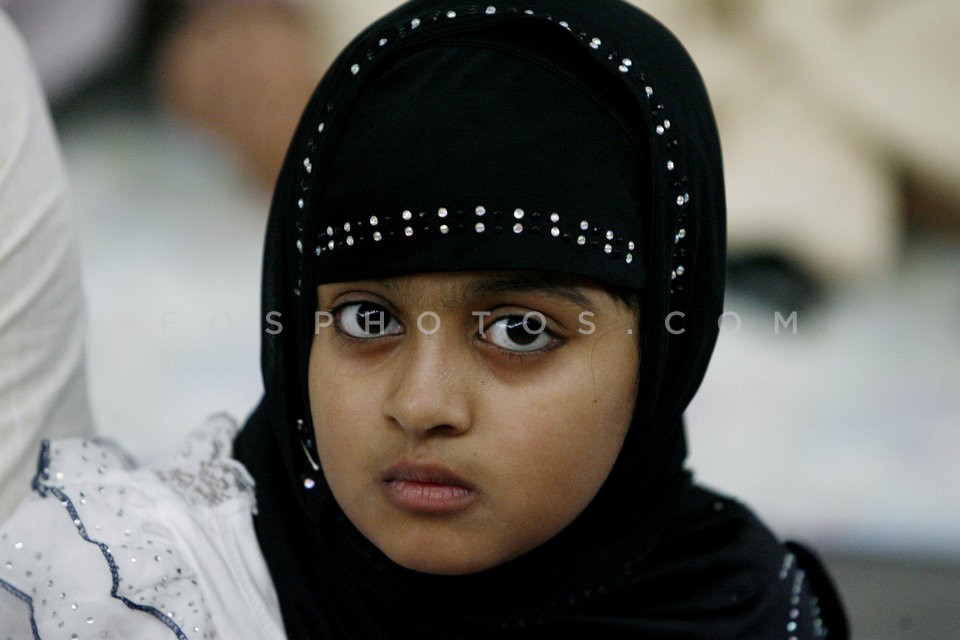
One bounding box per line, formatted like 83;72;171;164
381;332;472;438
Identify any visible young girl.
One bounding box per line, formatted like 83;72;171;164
1;0;847;637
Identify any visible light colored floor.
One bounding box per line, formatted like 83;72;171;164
687;240;960;560
57;96;960;640
826;553;960;640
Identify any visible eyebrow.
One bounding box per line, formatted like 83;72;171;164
360;273;596;310
470;275;595;309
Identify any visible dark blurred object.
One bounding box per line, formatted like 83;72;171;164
903;169;960;238
727;250;823;312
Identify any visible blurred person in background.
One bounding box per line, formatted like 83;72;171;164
638;0;960;304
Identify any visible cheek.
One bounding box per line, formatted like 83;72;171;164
489;338;637;544
308;334;382;433
307;337;378;502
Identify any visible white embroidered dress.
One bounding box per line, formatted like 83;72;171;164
0;417;285;640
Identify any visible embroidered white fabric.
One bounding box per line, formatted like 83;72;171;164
0;415;285;640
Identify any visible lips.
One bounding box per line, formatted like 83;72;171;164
380;460;477;514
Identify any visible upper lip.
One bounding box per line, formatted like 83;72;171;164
380;459;475;490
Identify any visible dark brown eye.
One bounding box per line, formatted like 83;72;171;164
485;313;554;352
505;316;542;346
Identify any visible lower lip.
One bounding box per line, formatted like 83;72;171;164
382;480;476;514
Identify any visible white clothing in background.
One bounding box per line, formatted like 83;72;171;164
0;416;285;639
0;10;93;519
0;0;141;104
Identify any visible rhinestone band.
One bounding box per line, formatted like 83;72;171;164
315;206;636;265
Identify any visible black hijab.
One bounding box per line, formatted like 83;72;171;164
235;1;846;637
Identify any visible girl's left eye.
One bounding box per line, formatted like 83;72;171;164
483;314;557;353
335;302;402;339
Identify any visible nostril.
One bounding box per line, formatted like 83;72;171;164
426;424;460;436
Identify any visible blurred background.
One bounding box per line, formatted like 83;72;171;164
4;0;958;637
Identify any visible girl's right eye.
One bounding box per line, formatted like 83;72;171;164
334;302;402;339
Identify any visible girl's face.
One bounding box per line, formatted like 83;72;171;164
309;271;639;575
